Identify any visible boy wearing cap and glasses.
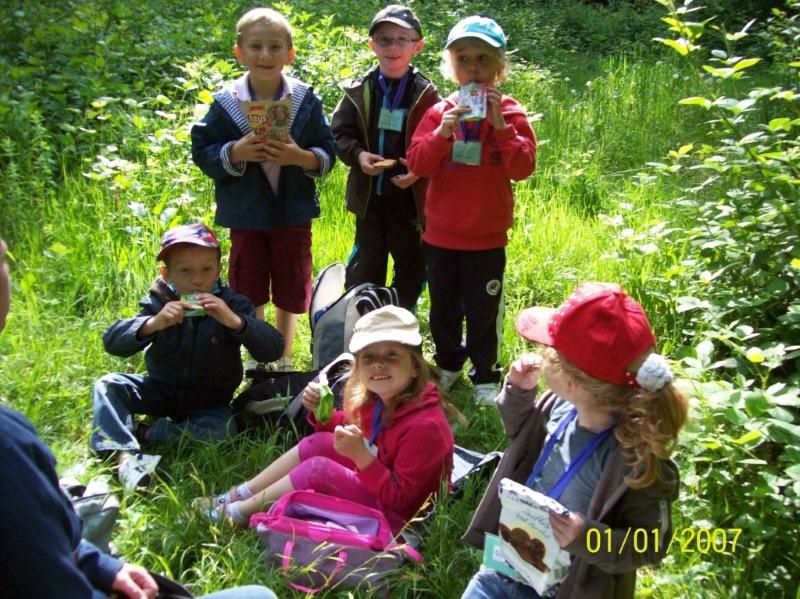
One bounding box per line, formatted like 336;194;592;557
90;223;284;489
407;16;537;405
460;283;688;598
331;5;440;310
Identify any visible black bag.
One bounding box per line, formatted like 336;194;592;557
61;477;120;555
309;263;399;370
233;353;353;434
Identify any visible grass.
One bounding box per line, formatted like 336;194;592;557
0;0;786;596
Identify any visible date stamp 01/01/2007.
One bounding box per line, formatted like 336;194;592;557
585;527;743;555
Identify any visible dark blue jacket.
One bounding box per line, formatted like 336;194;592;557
103;278;283;413
0;406;122;598
190;75;336;230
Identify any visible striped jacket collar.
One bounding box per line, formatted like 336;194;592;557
214;73;311;136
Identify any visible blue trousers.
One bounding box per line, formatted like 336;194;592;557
90;373;236;453
200;586;277;599
462;568;544;599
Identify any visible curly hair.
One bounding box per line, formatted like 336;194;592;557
440;39;509;85
542;347;688;489
342;346;463;429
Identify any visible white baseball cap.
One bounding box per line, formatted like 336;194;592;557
349;305;423;353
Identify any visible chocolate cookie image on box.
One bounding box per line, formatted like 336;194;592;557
499;524;550;573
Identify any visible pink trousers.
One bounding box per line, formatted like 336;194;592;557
289;432;380;509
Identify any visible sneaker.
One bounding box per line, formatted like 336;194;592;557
472;383;499;406
439;369;461;391
267;357;295;372
193;495;249;528
117;452;161;491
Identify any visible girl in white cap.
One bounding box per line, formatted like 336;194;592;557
460;282;688;599
202;305;459;533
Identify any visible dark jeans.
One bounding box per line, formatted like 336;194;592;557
424;243;505;384
345;191;425;310
90;372;236;453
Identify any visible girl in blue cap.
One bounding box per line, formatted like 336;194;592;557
407;16;537;406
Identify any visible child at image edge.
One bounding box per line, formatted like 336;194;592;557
191;8;336;371
201;305;458;534
331;5;440;309
460;283;689;599
407;16;537;405
90;223;284;489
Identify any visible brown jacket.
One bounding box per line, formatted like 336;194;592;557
463;383;679;599
330;66;439;224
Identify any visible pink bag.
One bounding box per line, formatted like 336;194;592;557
250;490;422;594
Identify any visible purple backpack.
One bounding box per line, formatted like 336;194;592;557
251;490;422;594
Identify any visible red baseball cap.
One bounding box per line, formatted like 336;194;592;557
515;282;656;387
157;223;220;262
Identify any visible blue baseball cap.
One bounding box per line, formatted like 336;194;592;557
445;16;506;51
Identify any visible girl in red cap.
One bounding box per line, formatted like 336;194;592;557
460;282;688;599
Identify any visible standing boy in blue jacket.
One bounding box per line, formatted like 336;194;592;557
191;7;336;372
90;223;283;489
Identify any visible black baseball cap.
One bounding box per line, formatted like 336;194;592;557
369;5;422;37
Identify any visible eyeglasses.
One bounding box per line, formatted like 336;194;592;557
373;35;420;48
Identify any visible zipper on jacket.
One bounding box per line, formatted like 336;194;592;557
344;89;371;154
177;317;198;411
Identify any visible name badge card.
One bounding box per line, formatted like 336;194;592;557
363;438;380;457
452;140;482;165
378;107;405;132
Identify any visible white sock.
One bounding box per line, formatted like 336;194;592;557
226;501;249;525
236;483;253;500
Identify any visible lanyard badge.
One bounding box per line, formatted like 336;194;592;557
377;73;409;132
525;408;615;501
452;120;482;165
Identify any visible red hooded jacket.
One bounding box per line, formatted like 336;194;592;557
309;382;454;531
407;92;537;250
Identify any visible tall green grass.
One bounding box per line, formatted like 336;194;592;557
0;0;772;596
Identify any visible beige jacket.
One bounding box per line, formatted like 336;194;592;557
462;383;679;599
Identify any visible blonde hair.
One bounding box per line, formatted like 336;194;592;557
236;8;293;48
343;346;464;428
542;347;688;490
440;39;509;85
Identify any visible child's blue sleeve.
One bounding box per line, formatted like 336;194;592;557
190;102;246;181
301;93;336;178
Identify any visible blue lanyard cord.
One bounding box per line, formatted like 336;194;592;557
525;408;615;501
377;73;409;111
460;120;481;142
369;399;385;446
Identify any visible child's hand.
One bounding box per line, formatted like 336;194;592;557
333;424;374;468
437;106;471;139
111;563;158;599
142;301;186;335
390;158;419;189
195;293;242;330
301;382;321;412
263;136;303;166
230;133;268;163
358;151;386;176
549;510;586;549
507;353;542;390
485;87;507;130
